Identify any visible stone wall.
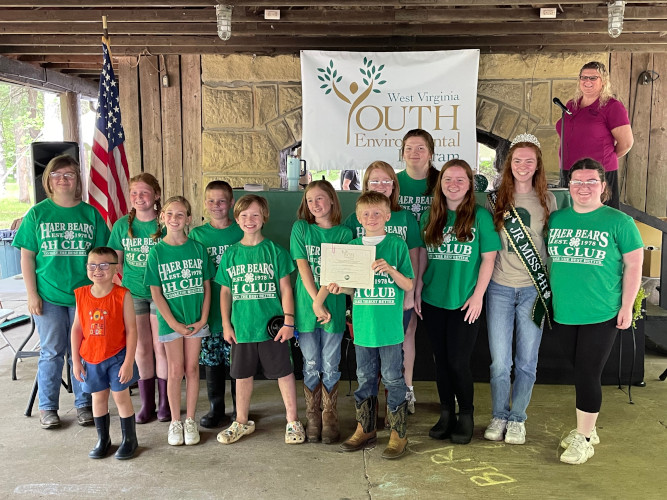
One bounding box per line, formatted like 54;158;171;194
201;52;608;186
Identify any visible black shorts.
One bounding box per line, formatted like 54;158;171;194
230;340;293;380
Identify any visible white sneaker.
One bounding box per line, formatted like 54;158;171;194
484;418;507;441
504;421;526;445
561;427;599;449
560;432;594;464
184;417;200;445
405;388;416;414
168;420;184;446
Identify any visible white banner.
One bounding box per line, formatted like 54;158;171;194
301;50;479;171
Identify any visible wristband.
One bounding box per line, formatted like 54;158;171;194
284;313;294;317
283;324;295;328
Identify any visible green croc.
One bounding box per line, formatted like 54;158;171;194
217;420;255;444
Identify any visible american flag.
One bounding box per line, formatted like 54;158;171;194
88;37;129;226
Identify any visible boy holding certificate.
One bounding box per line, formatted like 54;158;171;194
314;191;414;459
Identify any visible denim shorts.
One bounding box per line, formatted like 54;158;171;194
158;323;211;343
132;297;157;316
81;348;140;393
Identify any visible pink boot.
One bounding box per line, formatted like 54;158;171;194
136;377;156;424
157;377;171;422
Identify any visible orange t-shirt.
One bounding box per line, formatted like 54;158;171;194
74;284;128;364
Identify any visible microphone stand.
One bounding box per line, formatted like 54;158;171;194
559;108;568;188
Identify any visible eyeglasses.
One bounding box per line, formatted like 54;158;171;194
86;263;118;271
50;172;77;180
570;179;601;187
579;75;600;82
368;180;393;187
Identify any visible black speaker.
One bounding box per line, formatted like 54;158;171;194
31;141;79;203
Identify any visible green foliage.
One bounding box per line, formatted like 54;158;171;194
632;287;648;329
0;82;45;171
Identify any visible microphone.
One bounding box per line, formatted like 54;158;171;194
553;97;572;116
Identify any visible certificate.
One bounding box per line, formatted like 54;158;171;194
320;243;376;290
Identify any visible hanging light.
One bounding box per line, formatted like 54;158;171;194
607;1;626;38
216;4;232;41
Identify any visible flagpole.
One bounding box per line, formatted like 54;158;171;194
102;15;108;38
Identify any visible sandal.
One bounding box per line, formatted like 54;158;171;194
217;420;255;445
285;420;306;444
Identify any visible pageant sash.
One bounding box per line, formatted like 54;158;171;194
488;192;553;329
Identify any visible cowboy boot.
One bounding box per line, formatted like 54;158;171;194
304;383;323;442
429;405;457;440
382;401;408;459
321;383;339;444
157;377;171;422
89;413;111;459
200;365;230;428
115;414;138;460
340;396;377;452
135;377;156;424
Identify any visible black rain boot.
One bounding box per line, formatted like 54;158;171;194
115;414;138;460
451;410;474;445
89;413;111;459
429;406;456;440
200;365;230;429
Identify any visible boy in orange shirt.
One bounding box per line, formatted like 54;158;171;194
72;246;140;460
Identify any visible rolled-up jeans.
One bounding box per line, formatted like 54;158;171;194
33;300;91;411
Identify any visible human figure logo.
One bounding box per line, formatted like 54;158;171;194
317;57;387;145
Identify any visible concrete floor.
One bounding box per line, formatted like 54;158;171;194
1;295;666;499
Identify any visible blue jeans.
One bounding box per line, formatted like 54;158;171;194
486;280;544;422
299;328;343;393
354;343;407;412
33;300;91;410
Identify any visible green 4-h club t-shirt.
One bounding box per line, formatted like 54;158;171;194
420;206;501;310
344;208;422;249
548;206;643;325
215;238;295;343
108;215;163;299
290;220;353;334
144;238;214;337
350;234;414;348
189;222;243;334
396;169;433;222
12;199;110;307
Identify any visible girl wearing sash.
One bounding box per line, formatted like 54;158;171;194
416;160;501;444
484;134;557;445
397;129;439;413
549;159;642;465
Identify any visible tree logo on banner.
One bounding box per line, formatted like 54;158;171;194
317;57;387;145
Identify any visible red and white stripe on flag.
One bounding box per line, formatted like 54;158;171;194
88;37;130;227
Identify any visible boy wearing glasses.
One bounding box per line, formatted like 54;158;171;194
71;246;140;460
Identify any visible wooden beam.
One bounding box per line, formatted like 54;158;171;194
0;0;612;6
646;52;667;217
181;54;202;226
0;6;663;24
3;20;666;36
138;56;163;186
160;54;183;200
118;56;142;178
0;54;98;96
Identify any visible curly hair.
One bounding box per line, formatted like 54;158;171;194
572;61;613;109
492;142;550;233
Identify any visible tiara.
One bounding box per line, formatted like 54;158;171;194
510;133;541;149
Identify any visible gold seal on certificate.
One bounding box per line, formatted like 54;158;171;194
319;243;376;290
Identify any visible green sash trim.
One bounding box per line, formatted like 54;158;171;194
488;192;553;329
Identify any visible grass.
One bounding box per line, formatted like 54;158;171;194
0;180;32;230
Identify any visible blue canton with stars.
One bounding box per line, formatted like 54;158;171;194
96;40;125;149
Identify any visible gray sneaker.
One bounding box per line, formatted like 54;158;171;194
504;421;526;445
561;427;599;449
560;432;594;464
483;418;507;441
39;410;61;429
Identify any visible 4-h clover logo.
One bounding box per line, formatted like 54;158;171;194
181;268;191;279
544;291;552;299
215;255;222;266
244;272;255;283
317;57;387;144
411;203;420;214
140;244;149;254
64;230;74;240
569;237;581;247
443;233;453;244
